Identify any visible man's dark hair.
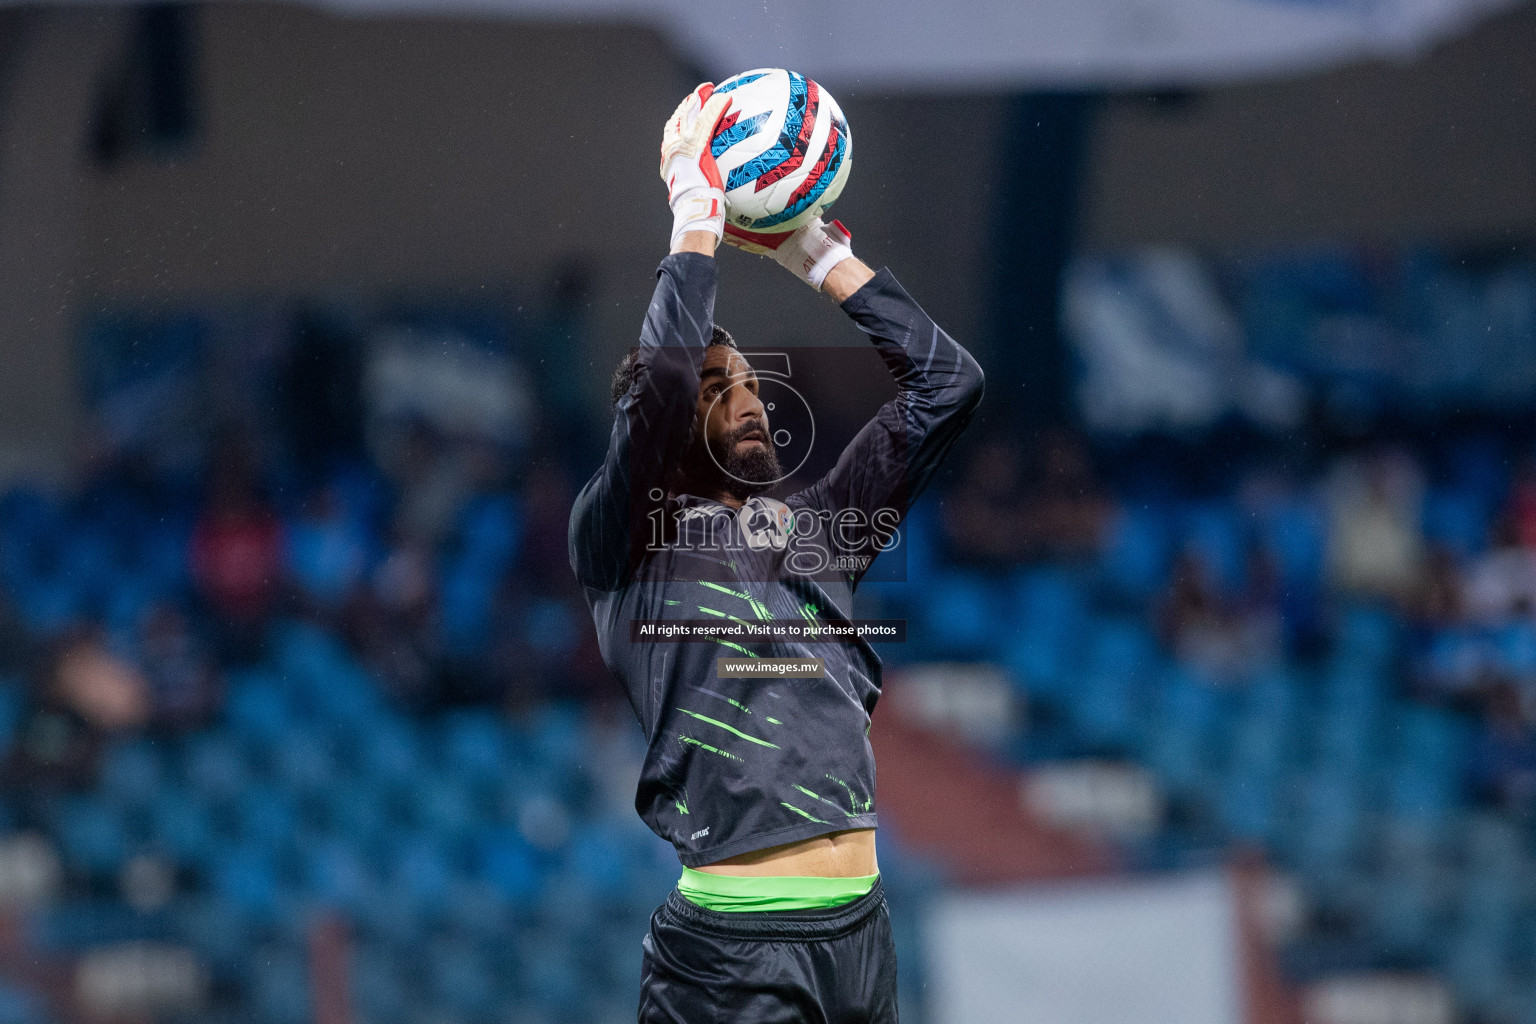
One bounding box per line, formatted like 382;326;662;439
611;324;737;408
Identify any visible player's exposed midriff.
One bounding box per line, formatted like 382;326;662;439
692;826;878;878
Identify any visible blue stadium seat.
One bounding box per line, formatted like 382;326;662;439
349;942;411;1024
476;827;544;908
1004;627;1074;701
355;716;426;786
103;575;162;641
439;709;509;784
1313;704;1375;777
521;937;584;1012
567;821;633;900
443;879;514;941
58;526;120;609
1012;568;1087;643
302;839;379;915
384;833;456;915
211;847;284;923
1387;767;1458;829
309;660;385;727
1002;571;1087;695
897;502;938;585
223;671;295;742
1393;704;1472;782
1365;868;1436;954
1443;435;1509;509
1071;662;1142;751
141;522;191;594
53;796;128;876
1225;666;1298;770
1287;770;1365;875
921;570;1001;657
1145;664;1231;793
0;679;22;762
1456;872;1518;953
426;936;498;1017
234;785;302;854
528;597;580;657
1217;766;1280;843
1494;620;1536;680
266;724;341;796
1255;498;1326;590
265;620;387;726
181;731;253;803
1442;928;1515;1019
248;947;312;1024
1181;501;1247;596
1334;603;1400;668
1321;660;1386;718
1423;487;1493;558
407;776;478;839
285;517;371;613
439;561;501;658
98;738;166;810
1097;503;1172;600
528;703;590;778
0;980;50;1024
1458;815;1525;885
147;787;218;867
177;897;257;977
458;492;522;572
15;579;84;638
1068;617;1156;748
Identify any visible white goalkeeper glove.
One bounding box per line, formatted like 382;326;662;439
660;83;732;249
722;217;855;292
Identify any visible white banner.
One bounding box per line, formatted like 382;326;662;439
925;871;1244;1024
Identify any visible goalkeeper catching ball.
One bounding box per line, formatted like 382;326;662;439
569;82;985;1023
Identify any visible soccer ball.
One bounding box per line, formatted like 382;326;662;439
710;68;852;235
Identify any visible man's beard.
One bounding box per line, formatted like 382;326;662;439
678;420;783;501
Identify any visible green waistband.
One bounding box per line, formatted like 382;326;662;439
678;867;880;913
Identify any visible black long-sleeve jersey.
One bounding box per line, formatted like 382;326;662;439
569;252;983;866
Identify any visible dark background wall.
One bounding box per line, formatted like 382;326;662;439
1;0;1533;480
1080;2;1536;248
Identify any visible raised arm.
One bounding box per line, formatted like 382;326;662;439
568;251;717;591
569;84;732;591
722;216;984;584
792;265;985;583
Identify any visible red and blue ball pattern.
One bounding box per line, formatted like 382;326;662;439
708;69;853;234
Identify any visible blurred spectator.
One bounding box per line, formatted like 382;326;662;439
1412;544;1466;627
1466;680;1536;814
0;593;34;677
519;459;578;589
941;436;1032;569
382;425;511;550
5;627;149;791
1324;448;1426;604
1021;428;1114;562
1157;545;1280;683
136;603;220;728
285;482;372;616
1506;455;1536;550
1463;515;1536;624
343;535;441;708
189;448;283;663
941;429;1112;569
1236;542;1286;655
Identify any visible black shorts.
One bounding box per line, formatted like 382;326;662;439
638;878;899;1023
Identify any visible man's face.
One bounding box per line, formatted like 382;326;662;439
690;344;783;498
